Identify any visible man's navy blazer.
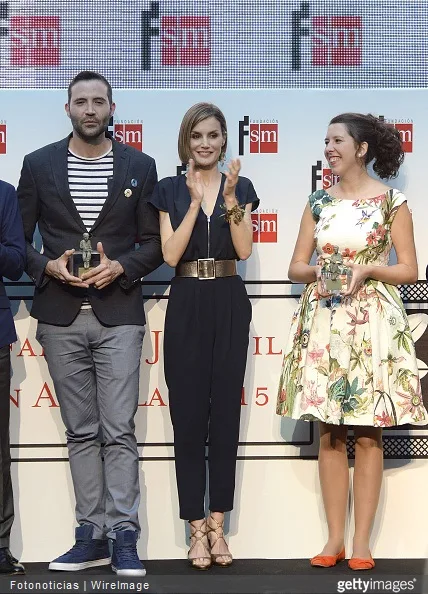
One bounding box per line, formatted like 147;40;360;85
0;180;25;348
17;135;163;326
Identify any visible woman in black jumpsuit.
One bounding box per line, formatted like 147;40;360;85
149;103;259;570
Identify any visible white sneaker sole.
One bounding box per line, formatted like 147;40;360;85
49;557;111;571
111;565;146;577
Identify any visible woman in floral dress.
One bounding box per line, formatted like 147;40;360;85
277;113;427;570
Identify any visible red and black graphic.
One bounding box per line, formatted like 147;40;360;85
0;3;60;66
292;2;362;70
379;115;413;153
114;123;143;151
109;117;143;151
239;116;279;156
141;1;210;70
311;160;339;193
252;212;278;243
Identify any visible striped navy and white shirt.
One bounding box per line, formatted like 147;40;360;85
67;144;113;308
68;145;113;231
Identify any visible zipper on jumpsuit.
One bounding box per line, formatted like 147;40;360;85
206;214;212;406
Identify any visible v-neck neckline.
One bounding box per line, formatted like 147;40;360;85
184;173;225;219
201;173;225;218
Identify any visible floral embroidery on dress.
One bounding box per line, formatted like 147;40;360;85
277;188;427;427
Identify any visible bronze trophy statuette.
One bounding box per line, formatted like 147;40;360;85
68;233;101;278
320;246;352;295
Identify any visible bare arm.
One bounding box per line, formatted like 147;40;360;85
288;203;317;283
228;203;253;260
345;203;417;294
160;206;200;267
160;159;203;267
223;160;253;260
372;202;417;283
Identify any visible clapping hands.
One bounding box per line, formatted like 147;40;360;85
223;158;241;203
186;158;204;205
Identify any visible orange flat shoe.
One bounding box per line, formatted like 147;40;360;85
348;557;375;570
310;547;345;568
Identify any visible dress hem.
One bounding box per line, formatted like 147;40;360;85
276;411;426;428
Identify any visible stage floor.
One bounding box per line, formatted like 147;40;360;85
4;559;428;593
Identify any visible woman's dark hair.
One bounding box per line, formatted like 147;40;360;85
329;113;404;179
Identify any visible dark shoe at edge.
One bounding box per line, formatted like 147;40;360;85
0;548;25;575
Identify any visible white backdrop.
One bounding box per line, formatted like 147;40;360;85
2;89;428;561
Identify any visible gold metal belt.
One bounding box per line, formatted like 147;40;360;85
175;259;237;280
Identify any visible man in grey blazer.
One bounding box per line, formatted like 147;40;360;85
17;71;163;577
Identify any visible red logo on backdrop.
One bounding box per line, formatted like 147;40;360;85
161;16;210;66
141;3;211;70
114;123;143;151
395;123;413;153
311;160;339;192
10;16;60;66
292;3;362;70
312;16;362;66
380;117;413;153
252;212;278;243
0;124;6;154
238;117;279;156
321;166;339;190
249;124;278;153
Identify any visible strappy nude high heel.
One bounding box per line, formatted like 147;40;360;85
207;514;233;567
188;520;212;570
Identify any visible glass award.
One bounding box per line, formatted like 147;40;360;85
320;246;352;295
67;233;101;279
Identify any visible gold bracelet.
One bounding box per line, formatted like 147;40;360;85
222;203;246;225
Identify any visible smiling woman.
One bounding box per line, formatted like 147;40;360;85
325;113;404;180
178;103;228;168
188;118;224;170
149;102;259;571
277;112;425;571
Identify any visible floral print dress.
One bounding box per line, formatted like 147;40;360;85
276;189;427;426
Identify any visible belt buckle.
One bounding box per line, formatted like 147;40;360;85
197;258;215;280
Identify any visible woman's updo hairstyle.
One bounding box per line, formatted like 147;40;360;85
329;113;404;179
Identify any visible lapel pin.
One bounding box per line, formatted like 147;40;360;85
131;179;138;187
124;188;132;198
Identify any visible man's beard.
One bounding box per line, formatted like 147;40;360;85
70;114;110;144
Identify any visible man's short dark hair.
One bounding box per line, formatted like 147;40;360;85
68;71;113;105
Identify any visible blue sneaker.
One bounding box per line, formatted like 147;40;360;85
111;530;146;576
49;525;111;571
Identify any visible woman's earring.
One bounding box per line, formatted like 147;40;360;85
219;151;226;166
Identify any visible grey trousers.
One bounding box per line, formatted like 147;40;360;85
36;310;145;540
